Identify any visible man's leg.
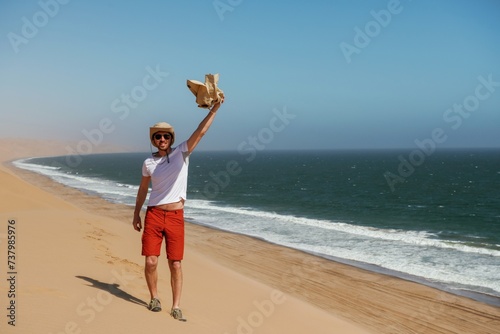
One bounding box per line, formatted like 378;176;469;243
168;259;183;309
145;255;159;299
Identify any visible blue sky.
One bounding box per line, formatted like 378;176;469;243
1;0;499;152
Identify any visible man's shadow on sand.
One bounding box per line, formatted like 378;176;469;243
76;276;148;308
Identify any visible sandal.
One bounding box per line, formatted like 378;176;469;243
148;298;162;312
170;308;187;321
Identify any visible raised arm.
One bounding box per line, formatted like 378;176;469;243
186;100;223;153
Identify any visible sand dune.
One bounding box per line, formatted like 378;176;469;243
1;139;498;334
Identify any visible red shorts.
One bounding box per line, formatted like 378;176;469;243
142;207;185;260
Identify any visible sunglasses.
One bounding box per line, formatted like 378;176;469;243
154;134;172;140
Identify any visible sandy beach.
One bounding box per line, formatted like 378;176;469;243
1;139;499;334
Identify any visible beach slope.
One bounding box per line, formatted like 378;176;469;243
0;140;371;334
1;139;499;334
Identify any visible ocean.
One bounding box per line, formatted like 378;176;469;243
13;148;500;306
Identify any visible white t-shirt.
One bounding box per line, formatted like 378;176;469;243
142;141;190;206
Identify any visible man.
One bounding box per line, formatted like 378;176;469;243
132;99;223;321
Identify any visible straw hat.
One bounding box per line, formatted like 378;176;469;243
187;73;224;109
149;122;175;147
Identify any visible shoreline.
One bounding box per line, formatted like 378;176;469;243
191;219;500;308
10;154;500;308
1;153;373;333
2;149;500;333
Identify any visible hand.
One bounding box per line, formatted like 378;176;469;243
210;95;224;113
133;216;142;232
